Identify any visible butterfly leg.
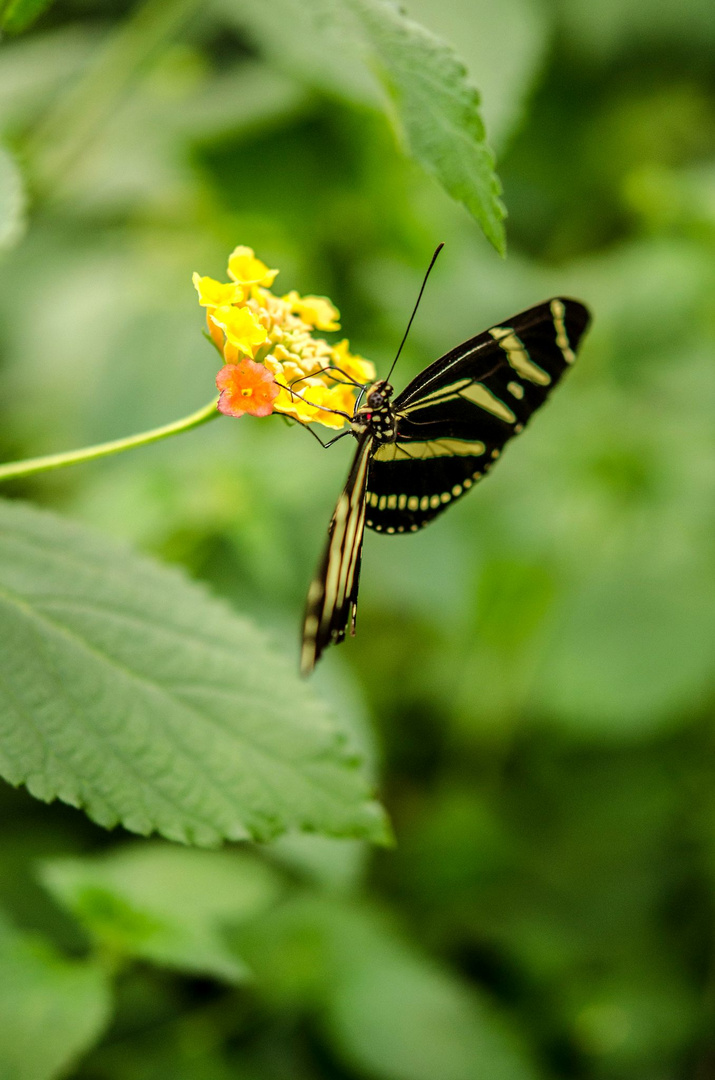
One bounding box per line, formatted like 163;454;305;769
300;426;352;450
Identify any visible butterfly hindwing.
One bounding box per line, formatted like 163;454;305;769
300;434;373;675
364;298;590;533
364;449;486;532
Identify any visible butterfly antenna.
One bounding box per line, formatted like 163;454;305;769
385;242;444;383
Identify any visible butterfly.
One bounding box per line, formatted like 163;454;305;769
300;293;591;675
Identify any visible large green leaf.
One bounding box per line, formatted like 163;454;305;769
0;499;388;845
0;911;110;1080
222;0;506;253
41;843;282;982
0;146;25;251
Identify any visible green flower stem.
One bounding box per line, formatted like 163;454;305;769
0;397;221;483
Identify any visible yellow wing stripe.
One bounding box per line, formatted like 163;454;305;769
301;437;373;676
335;441;371;614
373;438;486;462
403;378;517;425
550;299;576;364
458;382;517;422
489;326;551;385
401;378;472;410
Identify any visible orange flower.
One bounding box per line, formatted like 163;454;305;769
216;360;279;418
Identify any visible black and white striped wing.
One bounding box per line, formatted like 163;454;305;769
301;433;373;675
364;298;590;534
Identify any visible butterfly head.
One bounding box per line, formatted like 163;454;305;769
351;380;396;440
365;380;393;409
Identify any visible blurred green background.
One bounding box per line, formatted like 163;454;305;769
2;0;715;1076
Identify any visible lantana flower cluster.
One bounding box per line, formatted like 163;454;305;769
193;246;375;430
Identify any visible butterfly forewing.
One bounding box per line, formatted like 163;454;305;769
364;298;590;533
301;296;590;672
301;434;373;675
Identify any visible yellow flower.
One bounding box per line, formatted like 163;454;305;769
206;310;225;351
273;380;354;429
315;382;361;427
210;305;268;357
227;246;278;288
273;380;324;426
332;339;376;385
283;290;340;331
192;273;244;308
195;244;377;430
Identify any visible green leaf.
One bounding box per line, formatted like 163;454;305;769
41;843;282;982
345;0;506;254
0;0;56;34
0;145;25;252
403;0;551;150
239;898;540;1080
221;0;506;253
0;499;389;846
0;910;111;1080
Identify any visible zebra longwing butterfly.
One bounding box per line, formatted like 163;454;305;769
301;295;590;674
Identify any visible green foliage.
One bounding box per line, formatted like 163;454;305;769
0;0;55;34
1;0;715;1077
0;145;24;250
536;557;715;735
41;844;282;982
405;0;550;151
0;499;387;845
240;897;540;1080
221;0;506;252
555;0;715;58
0;911;111;1080
344;0;506;253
